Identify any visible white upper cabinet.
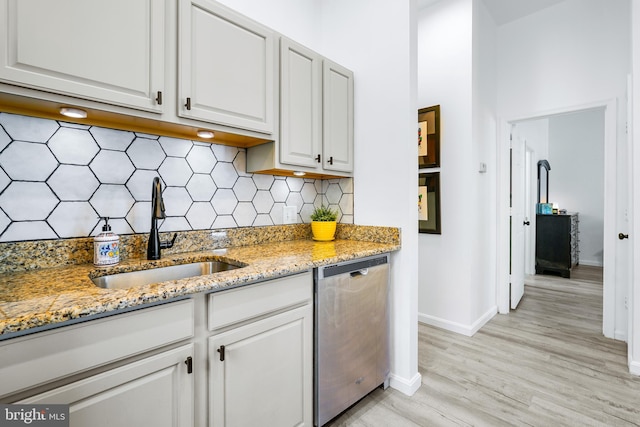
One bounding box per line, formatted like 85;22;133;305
179;0;276;134
0;0;165;113
279;37;322;168
323;59;354;173
246;40;354;178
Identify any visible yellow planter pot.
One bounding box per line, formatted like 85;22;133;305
311;221;337;241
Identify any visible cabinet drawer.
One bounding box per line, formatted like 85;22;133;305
208;272;312;332
0;299;194;398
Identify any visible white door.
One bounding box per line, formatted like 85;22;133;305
511;130;527;309
524;147;536;274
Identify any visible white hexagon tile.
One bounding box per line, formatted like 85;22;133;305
0;141;57;181
127;137;166;170
187;174;217;202
0;112;353;242
49;127;99;165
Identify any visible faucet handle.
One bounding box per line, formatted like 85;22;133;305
160;233;178;250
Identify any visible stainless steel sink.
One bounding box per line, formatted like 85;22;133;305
91;261;241;290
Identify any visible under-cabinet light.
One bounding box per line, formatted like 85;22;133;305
293;171;306;177
59;107;87;119
197;130;215;139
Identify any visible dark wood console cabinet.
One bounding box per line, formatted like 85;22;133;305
535;213;579;278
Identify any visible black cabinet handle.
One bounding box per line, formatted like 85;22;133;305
185;356;193;374
619;233;629;240
523;221;530;226
217;345;225;362
185;97;191;110
156;91;163;105
327;156;333;165
315;154;321;163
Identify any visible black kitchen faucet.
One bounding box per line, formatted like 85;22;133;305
147;177;177;260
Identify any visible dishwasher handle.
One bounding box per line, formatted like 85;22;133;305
350;269;369;277
318;254;389;279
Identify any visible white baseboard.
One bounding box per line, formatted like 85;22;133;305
630;360;640;376
615;330;628;342
578;259;604;267
418;306;497;337
389;371;422;396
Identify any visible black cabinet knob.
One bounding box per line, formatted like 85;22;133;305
619;233;629;240
523;221;530;226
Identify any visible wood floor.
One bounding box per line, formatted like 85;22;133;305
326;265;640;426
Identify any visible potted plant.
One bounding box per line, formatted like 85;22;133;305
310;205;338;241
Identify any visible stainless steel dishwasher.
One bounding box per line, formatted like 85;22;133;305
314;253;390;426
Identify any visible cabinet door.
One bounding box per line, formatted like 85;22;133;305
323;59;354;173
279;37;322;169
0;0;165;113
179;0;275;134
209;305;312;427
18;345;194;427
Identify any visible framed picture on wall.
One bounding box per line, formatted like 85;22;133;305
418;172;441;234
418;105;440;168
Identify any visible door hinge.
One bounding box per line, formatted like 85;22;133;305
185;356;193;374
217;345;225;362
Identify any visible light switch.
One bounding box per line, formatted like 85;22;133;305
283;205;297;224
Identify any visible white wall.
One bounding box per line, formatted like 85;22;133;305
417;0;473;332
417;0;497;335
497;0;630;339
217;0;422;395
319;0;421;395
471;0;498;327
549;109;605;267
497;0;630;119
214;0;321;50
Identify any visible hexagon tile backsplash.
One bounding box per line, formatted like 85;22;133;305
0;113;354;243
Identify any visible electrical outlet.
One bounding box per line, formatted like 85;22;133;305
283;206;297;224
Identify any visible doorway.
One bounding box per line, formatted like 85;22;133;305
498;100;624;341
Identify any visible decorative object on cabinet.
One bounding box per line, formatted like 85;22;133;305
418;105;440;168
535;212;579;278
537;160;551;203
310;205;338;241
418;172;441;234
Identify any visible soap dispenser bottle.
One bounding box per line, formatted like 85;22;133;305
94;217;120;267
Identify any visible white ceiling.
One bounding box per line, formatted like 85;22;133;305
416;0;567;26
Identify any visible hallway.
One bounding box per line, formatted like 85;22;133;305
327;266;640;426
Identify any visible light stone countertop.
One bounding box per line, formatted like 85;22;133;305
0;232;399;338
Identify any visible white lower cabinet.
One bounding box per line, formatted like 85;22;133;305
209;306;312;426
18;344;194;427
207;271;313;427
0;272;313;427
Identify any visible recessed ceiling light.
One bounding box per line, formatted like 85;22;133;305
59;107;87;119
197;130;214;139
293;171;306;176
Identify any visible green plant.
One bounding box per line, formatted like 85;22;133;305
310;205;338;222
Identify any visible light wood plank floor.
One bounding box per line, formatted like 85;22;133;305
327;265;640;426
